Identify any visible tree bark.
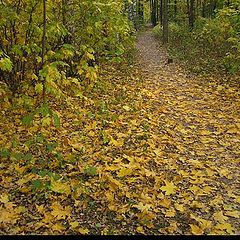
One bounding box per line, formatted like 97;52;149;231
42;0;47;102
189;0;194;31
162;0;168;44
151;0;157;26
160;0;163;26
174;0;177;21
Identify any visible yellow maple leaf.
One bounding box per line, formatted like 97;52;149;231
117;167;132;177
40;212;54;224
52;223;65;232
159;198;171;208
107;175;123;191
88;130;95;137
225;211;239;218
36;204;45;214
199;219;212;230
218;168;230;177
123;105;131;111
189;201;204;209
153;148;162;156
0;207;20;224
165;208;176;218
130;119;138;126
190;224;204;235
133;202;152;212
174;203;185;212
202;185;213;194
15;164;26;174
79;227;89;234
144;168;156;177
50;178;71;195
213;211;228;223
167;222;178;233
69;221;79;229
108;204;118;211
109;136;124;147
189;185;200;194
71;143;84;152
215;223;235;234
51;202;71;220
200;130;212;135
136;226;145;234
200;137;212;143
226;126;238;134
0;193;9;204
236;196;240;204
160;181;176;195
41;116;52;126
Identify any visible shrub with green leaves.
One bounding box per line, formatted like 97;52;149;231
0;0;134;96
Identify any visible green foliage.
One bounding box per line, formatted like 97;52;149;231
0;0;134;97
84;166;98;177
0;148;10;158
0;57;13;72
153;3;240;76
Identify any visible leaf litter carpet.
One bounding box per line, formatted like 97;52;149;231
0;29;239;235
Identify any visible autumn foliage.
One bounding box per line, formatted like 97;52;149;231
0;0;239;236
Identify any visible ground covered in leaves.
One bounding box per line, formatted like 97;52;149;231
0;29;239;235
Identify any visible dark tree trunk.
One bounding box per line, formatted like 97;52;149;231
163;0;168;44
202;0;206;17
209;0;217;17
42;0;47;102
160;0;163;26
151;0;157;26
189;0;195;31
174;0;177;21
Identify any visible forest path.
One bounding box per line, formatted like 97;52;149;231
132;28;240;233
0;28;239;235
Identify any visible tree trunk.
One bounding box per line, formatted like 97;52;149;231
42;0;47;103
162;0;168;44
151;0;157;26
174;0;177;21
189;0;194;31
160;0;163;26
209;0;217;17
202;0;206;17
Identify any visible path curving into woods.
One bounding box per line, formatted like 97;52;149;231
133;28;240;234
0;28;239;235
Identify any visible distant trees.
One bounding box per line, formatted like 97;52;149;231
151;0;240;74
124;0;144;29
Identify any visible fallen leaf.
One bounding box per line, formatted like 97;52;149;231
215;223;235;234
190;224;204;235
136;226;145;234
50;178;71;195
213;211;228;223
79;227;89;234
174;203;185;212
117;167;132;177
133;202;152;212
160;181;176;195
0;193;9;204
69;221;79;229
52;223;65;232
225;211;239;218
123;105;131;111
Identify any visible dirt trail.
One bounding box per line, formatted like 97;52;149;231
136;29;240;166
134;28;240;233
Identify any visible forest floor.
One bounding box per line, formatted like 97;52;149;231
0;28;239;235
